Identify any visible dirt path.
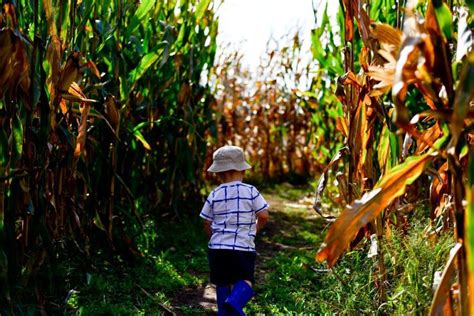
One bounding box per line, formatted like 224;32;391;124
171;185;321;315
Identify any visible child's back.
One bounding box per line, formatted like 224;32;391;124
201;180;268;251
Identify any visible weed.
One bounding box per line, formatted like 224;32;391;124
380;222;454;314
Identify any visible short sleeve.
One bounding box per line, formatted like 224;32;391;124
252;189;268;214
200;195;213;221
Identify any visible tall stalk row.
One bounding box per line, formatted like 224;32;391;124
0;0;218;311
209;34;340;181
313;0;473;313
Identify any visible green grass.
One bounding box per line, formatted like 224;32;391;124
71;184;454;315
261;182;311;202
70;217;210;315
246;190;381;315
248;230;453;315
245;193;454;315
380;223;453;314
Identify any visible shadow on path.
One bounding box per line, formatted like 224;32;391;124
172;284;217;315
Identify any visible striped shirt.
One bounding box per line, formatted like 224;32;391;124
200;181;269;252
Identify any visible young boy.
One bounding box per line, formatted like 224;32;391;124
200;145;269;316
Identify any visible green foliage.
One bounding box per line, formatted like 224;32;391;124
74;257;184;315
312;0;473;311
250;222;452;314
59;185;452;314
248;186;375;314
0;0;219;311
308;2;345;162
369;0;399;25
467;0;474;11
244;187;453;314
466;150;474;309
70;217;209;314
380;223;454;314
262;183;309;201
434;2;454;39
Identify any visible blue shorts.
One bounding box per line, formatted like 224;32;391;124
208;249;256;286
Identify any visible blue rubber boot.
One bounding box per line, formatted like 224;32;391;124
216;286;232;316
224;280;254;316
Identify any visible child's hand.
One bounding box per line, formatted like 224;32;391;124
256;210;269;232
203;220;212;239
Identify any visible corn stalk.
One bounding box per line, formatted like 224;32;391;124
314;0;474;313
210;32;332;180
0;0;219;311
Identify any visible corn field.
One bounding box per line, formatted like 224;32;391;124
0;0;218;312
209;34;340;181
0;0;473;313
312;0;474;314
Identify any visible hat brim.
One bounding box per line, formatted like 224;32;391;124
207;161;252;173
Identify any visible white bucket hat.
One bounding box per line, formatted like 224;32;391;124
207;145;252;173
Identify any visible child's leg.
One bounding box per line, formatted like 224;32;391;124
216;285;231;316
224;280;254;316
209;250;230;314
223;251;256;315
229;280;252;291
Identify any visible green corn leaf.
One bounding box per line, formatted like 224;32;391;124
12;114;23;158
312;2;329;64
317;151;436;267
0;129;8;168
59;0;70;41
76;1;95;34
131;121;149;132
195;0;211;22
433;123;451;150
93;211;106;232
125;0;156;39
434;2;453;40
466;0;474;11
451;52;474;147
176;20;187;48
125;41;168;94
467;150;474;313
389;131;400;170
131;128;151;151
126;52;160;93
160;43;170;67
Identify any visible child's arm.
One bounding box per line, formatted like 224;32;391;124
200;194;213;239
256;209;269;232
203;220;212;239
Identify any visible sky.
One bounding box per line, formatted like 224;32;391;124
215;0;339;68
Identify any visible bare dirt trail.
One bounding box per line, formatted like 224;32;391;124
170;185;320;315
